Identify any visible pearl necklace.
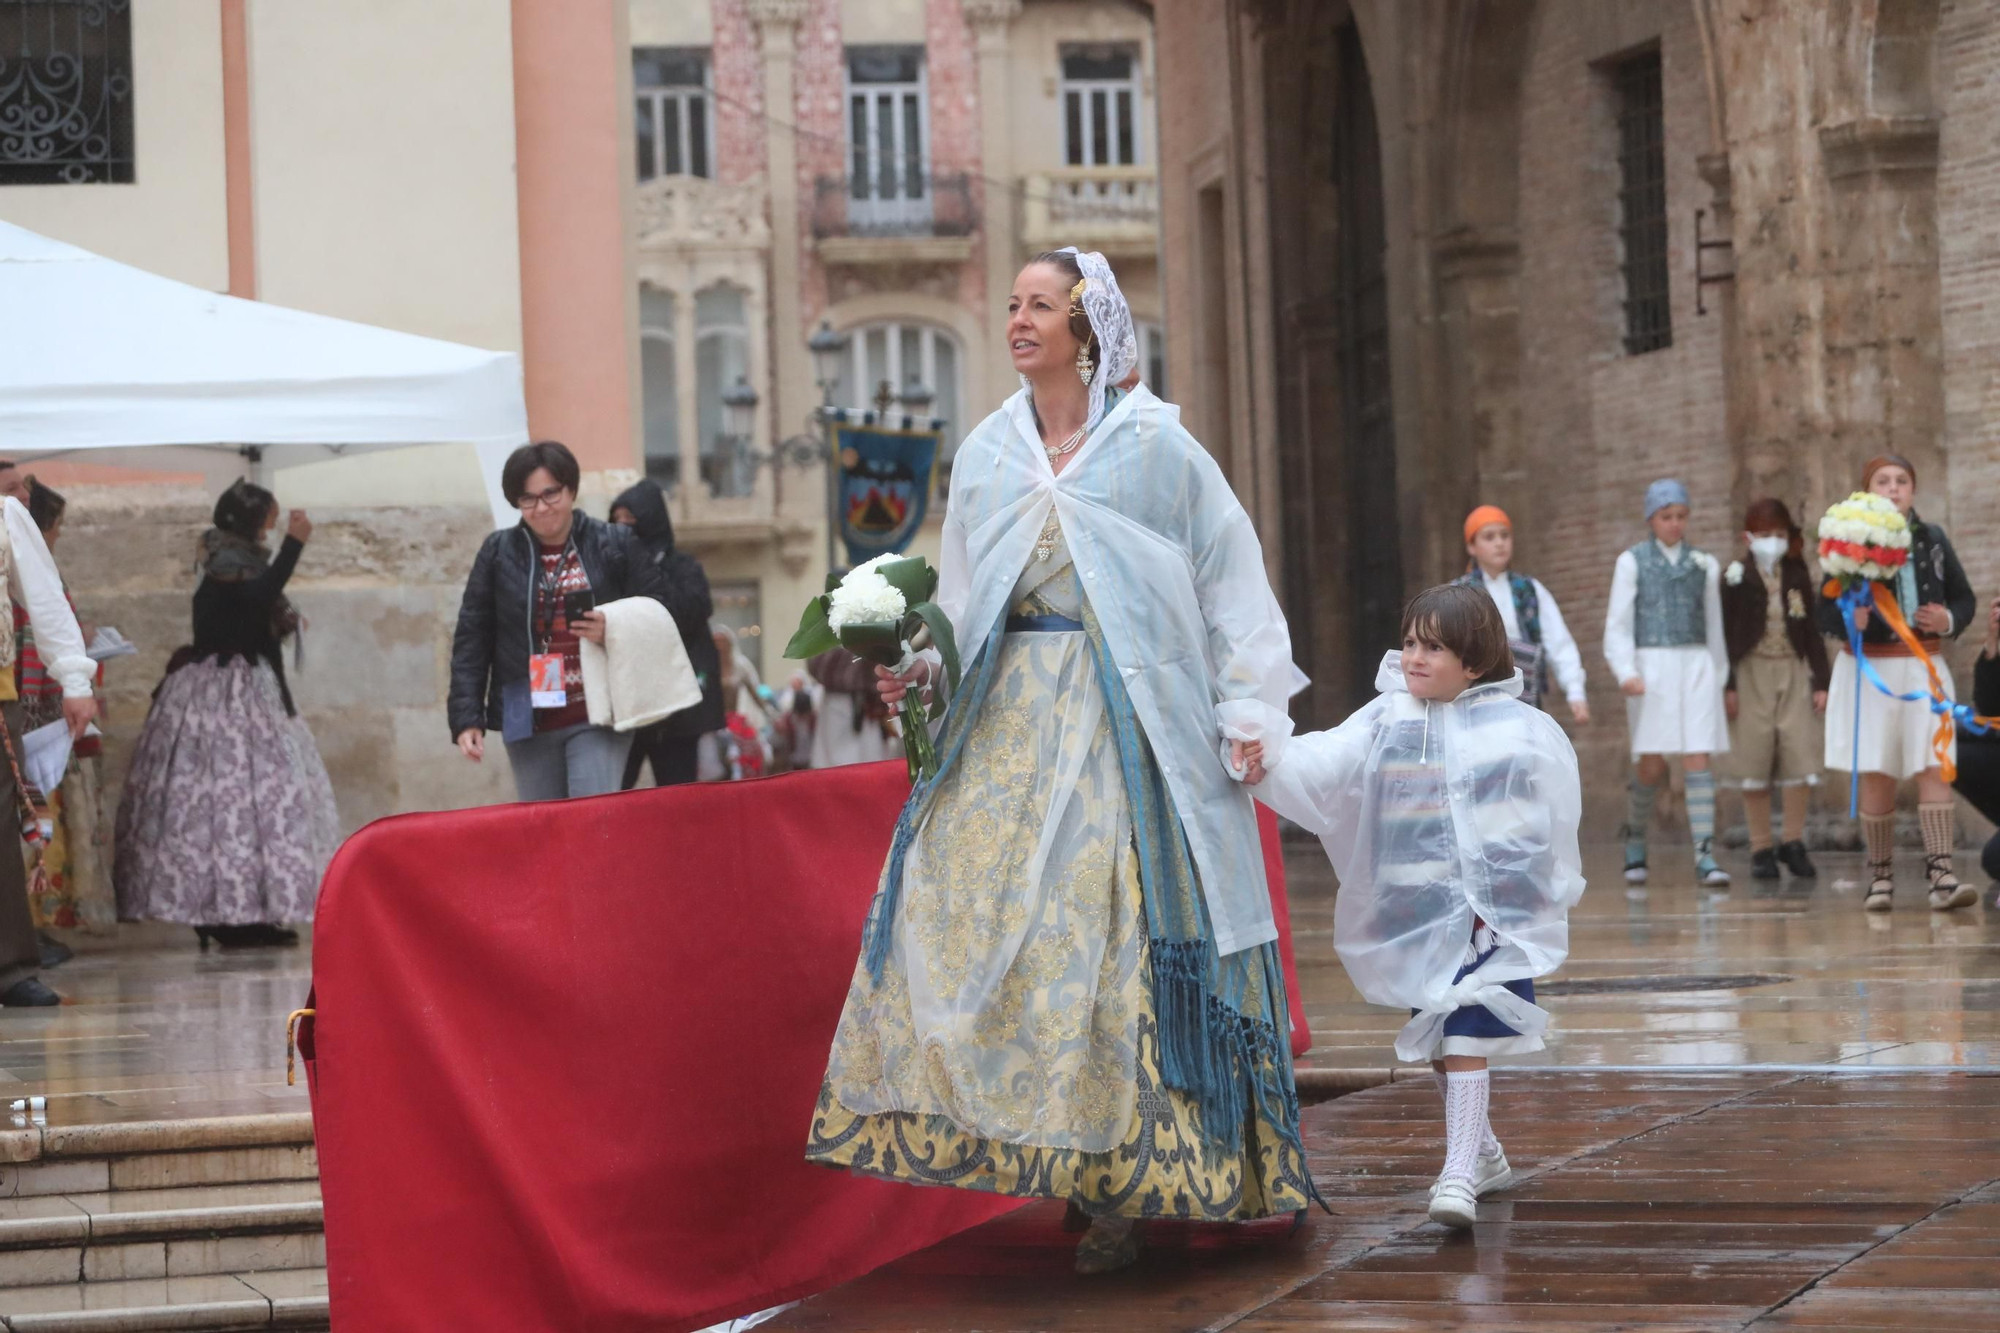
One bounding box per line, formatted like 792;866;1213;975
1043;420;1087;463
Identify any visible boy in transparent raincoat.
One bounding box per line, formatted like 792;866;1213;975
1233;584;1585;1230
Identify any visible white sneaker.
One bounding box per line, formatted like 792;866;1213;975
1428;1177;1477;1229
1430;1147;1512;1199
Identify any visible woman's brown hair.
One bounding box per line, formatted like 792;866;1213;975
1400;584;1515;685
1026;249;1097;355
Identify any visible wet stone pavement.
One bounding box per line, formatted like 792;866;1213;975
0;844;1994;1331
1293;845;2000;1074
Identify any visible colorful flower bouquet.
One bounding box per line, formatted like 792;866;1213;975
1814;490;1986;811
1816;491;1911;586
786;555;962;783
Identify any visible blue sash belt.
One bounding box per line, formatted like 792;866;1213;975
1005;613;1084;633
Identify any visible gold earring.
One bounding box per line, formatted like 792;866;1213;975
1076;344;1093;385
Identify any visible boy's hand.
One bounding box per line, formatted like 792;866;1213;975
1230;739;1267;785
1621;677;1646;697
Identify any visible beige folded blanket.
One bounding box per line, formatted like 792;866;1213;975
579;596;702;733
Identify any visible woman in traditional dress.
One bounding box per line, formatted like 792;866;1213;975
114;481;339;947
15;481;114;938
1817;454;1977;912
805;248;1322;1274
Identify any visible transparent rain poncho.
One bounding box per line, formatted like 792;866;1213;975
1247;652;1585;1061
932;383;1302;956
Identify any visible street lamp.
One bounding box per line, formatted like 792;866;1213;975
807;321;849;403
719;375;760;498
804;321;851;571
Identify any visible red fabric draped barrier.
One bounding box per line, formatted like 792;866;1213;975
304;761;1309;1332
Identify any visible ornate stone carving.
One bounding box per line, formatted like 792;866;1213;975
635;176;771;251
745;0;812;30
1820;116;1940;184
961;0;1022;29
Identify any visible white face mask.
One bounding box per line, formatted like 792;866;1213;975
1749;534;1789;566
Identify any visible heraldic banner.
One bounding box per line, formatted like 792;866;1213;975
832;415;940;567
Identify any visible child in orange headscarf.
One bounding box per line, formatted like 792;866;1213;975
1456;505;1590;725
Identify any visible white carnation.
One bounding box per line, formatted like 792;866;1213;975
847;553;904;578
827;569;907;631
1725;560;1744;586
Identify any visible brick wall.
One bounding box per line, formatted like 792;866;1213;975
710;0;767;188
1939;0;2000;663
790;0;987;331
793;0;845;329
1508;1;1732;822
924;0;985;317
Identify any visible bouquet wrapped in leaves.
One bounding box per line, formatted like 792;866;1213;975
786;555;962;782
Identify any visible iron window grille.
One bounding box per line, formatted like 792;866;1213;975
634;47;711;181
0;0;134;185
1613;49;1671;355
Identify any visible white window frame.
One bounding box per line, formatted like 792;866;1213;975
1060;46;1142;168
846;48;930;233
638;292;680;488
695;285;755;500
839;320;962;478
635;48;713;181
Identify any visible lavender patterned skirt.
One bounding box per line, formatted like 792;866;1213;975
113;656;340;926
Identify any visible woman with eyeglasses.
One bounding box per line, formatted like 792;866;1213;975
448;441;670;800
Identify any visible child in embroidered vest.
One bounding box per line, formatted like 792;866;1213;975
1603;479;1731;887
1233;585;1584;1232
1456;504;1590;724
1720;499;1830;882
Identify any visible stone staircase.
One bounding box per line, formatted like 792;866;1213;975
0;1113;325;1332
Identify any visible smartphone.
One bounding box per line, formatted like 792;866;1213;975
565;590;596;622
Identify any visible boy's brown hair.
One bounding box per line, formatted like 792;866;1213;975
1399;584;1516;685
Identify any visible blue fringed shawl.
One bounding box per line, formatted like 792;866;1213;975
859;601;1314;1176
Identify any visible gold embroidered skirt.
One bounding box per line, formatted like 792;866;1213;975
806;608;1312;1220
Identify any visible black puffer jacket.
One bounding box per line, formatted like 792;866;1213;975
1815;513;1975;647
447;513;669;738
612;480;726;738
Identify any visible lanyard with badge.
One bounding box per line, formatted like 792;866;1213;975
529;540;577;709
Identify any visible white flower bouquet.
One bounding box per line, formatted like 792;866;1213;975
786;554;962;782
1816;492;1911;586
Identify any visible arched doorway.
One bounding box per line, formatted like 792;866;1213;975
1266;8;1401;725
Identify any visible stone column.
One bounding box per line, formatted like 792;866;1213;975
966;0;1023;410
510;0;638;473
747;0;817;549
1711;0;1943;528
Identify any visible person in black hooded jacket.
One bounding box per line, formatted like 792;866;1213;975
1955;596;2000;902
449;442;671;800
610;479;725;787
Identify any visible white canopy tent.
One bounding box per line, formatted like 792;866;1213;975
0;220;525;528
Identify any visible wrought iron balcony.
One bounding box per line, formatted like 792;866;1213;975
811;171;978;241
1021;166;1159;259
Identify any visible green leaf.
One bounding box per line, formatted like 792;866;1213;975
837;620;906;670
873;557;932;610
910;601;960;718
824;569;845;594
784;594;839;660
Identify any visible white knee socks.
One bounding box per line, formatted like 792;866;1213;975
1440;1070;1492;1187
1435;1069;1500;1158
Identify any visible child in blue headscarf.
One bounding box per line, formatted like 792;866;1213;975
1603;479;1732;887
